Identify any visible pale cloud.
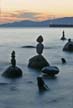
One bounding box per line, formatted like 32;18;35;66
0;0;73;23
14;11;54;21
16;12;45;21
17;12;39;19
0;10;54;23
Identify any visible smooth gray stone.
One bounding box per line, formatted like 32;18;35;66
36;43;44;55
41;66;59;76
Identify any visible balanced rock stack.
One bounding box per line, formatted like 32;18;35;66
2;51;23;78
60;30;66;40
28;35;49;70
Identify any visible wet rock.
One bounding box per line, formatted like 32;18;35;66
28;55;49;70
2;51;23;78
41;66;59;76
61;58;66;64
37;76;48;91
63;38;73;52
60;30;66;40
36;35;43;43
36;36;44;55
2;66;22;78
21;45;35;48
36;43;44;55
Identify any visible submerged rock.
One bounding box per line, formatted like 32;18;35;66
21;45;35;48
41;66;59;76
2;51;23;78
28;55;49;70
63;38;73;52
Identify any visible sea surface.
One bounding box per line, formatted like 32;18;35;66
0;28;73;108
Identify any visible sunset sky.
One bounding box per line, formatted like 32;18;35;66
0;0;73;23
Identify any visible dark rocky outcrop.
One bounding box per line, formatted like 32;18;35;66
63;39;73;52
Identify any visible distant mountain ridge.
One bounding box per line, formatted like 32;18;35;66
0;20;50;27
0;17;73;27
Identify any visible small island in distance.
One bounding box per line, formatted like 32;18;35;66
49;17;73;27
49;24;73;27
0;17;73;27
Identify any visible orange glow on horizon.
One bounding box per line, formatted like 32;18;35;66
0;0;73;23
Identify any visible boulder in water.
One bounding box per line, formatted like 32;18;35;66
28;55;49;70
2;66;22;78
41;66;59;76
63;38;73;52
37;76;48;91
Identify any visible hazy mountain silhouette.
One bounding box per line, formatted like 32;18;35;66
0;20;50;27
0;17;73;27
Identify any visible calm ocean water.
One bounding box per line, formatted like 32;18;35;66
0;28;73;108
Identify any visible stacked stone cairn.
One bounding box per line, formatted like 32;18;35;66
28;35;49;70
60;30;66;40
2;51;23;78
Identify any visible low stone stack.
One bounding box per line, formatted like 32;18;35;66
2;51;23;78
60;30;66;40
